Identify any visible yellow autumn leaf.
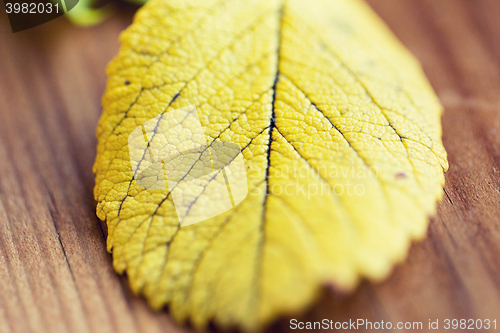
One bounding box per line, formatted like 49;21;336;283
93;0;448;331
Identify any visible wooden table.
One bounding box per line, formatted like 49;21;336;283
1;0;499;332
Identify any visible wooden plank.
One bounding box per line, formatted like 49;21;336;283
0;1;499;332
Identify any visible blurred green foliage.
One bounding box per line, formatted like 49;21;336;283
65;0;147;26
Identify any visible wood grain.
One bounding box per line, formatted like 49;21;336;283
0;1;499;332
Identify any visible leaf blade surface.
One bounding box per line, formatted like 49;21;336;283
94;0;448;330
